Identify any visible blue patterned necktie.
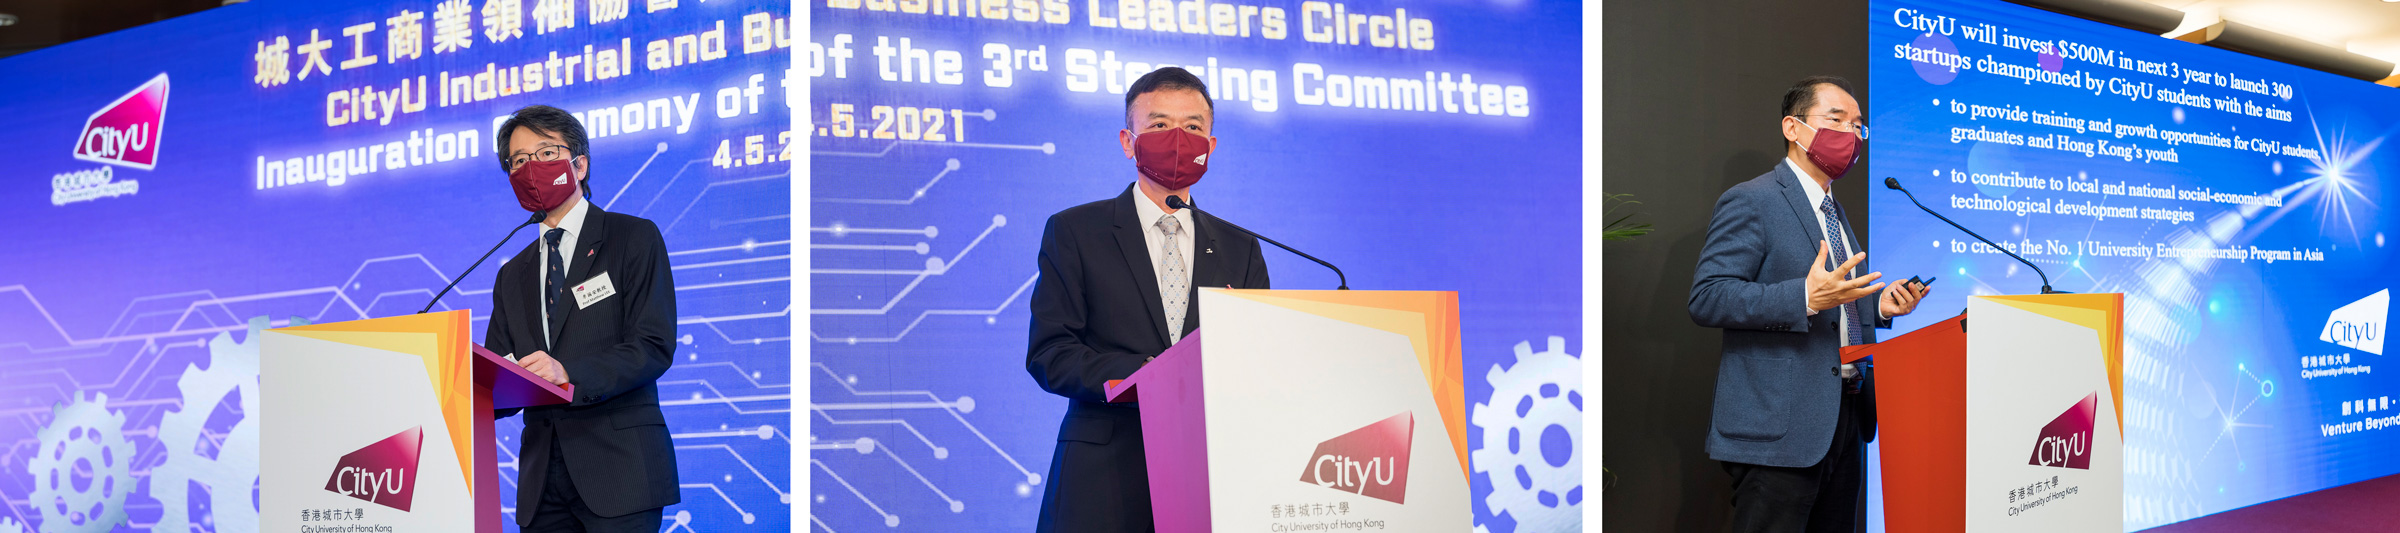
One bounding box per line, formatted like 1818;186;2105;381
1821;196;1865;347
544;228;567;348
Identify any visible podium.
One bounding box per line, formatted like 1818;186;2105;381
1104;289;1469;532
1844;293;2125;532
258;310;572;532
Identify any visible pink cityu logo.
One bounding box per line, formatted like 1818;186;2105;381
2028;392;2099;470
1296;411;1413;504
73;73;170;170
325;426;423;511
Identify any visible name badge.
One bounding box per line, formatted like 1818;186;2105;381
571;272;617;309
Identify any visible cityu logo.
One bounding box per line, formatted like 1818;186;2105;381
1296;412;1413;504
2321;289;2387;356
2028;393;2098;470
72;73;170;170
324;426;423;511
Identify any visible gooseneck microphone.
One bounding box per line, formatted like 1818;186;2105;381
1884;177;2061;294
1165;195;1349;290
419;211;549;314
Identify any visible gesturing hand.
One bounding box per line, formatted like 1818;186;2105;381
1806;240;1884;313
1881;278;1932;319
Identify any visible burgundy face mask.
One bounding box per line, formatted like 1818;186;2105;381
1133;128;1212;190
1795;120;1860;180
510;158;578;213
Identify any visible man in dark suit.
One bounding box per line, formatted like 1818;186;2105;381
483;105;680;533
1689;76;1929;533
1026;67;1271;532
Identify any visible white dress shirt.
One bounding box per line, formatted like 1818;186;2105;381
1131;187;1195;325
538;197;591;350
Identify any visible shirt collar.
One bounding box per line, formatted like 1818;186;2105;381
1784;156;1832;211
544;196;592;236
1130;184;1190;229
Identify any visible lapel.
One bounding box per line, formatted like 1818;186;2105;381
1180;205;1233;338
1108;184;1174;348
1775;163;1835;270
551;205;612;345
512;245;551;352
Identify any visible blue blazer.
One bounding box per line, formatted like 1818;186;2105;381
1689;163;1885;468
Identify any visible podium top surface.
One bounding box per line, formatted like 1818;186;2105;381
474;344;574;409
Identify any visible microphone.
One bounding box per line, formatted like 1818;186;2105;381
1884;177;2062;294
1165;195;1349;290
419;211;548;314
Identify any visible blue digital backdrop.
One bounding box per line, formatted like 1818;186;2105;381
1870;0;2400;530
806;1;1584;531
0;0;793;531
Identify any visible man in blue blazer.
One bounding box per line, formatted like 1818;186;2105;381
1690;76;1929;533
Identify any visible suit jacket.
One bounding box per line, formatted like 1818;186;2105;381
485;204;681;524
1027;184;1270;532
1688;163;1886;468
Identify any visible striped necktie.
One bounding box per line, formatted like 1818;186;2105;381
1821;196;1865;346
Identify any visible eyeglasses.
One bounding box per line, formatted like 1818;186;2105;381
1792;115;1869;140
506;143;573;171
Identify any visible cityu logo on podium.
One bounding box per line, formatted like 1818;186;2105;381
325;426;423;511
2028;393;2098;470
72;73;170;170
1297;412;1413;504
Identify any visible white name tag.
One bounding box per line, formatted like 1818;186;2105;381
571;272;617;309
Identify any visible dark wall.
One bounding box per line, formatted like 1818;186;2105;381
0;0;226;59
1601;0;1872;530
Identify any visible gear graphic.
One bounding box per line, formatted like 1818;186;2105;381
1470;336;1583;532
28;391;135;533
152;315;294;533
1;516;25;533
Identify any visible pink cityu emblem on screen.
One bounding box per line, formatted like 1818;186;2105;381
324;426;424;511
2028;392;2099;470
1297;411;1414;504
72;73;170;170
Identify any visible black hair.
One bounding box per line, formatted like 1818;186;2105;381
1780;75;1856;119
495;104;593;197
1123;67;1214;129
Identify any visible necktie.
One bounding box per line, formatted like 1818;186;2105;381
1821;196;1865;347
1156;214;1189;345
544;228;567;349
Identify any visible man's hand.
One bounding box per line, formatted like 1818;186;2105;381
1881;278;1931;319
516;350;572;386
1806;240;1884;312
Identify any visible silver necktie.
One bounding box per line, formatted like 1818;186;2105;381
1157;214;1189;344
